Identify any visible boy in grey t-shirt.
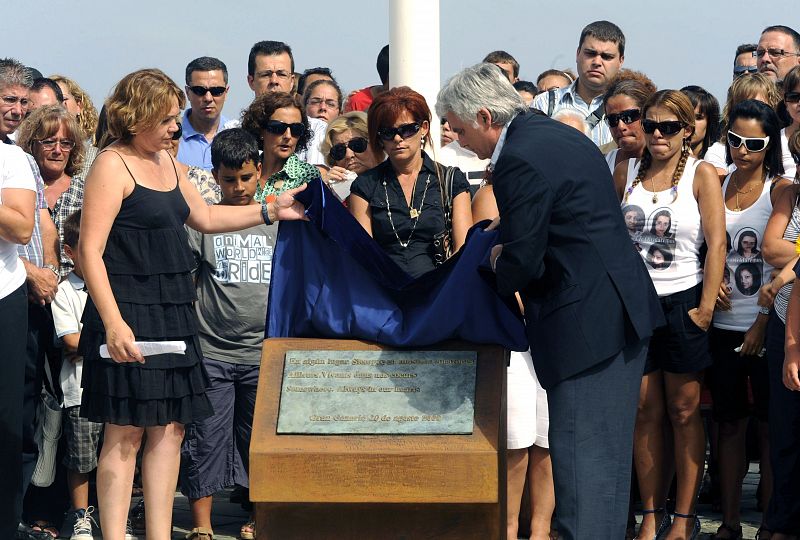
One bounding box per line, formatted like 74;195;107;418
180;129;273;539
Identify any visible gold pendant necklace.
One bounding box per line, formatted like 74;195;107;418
732;174;761;212
649;177;658;204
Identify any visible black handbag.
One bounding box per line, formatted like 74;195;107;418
432;165;456;266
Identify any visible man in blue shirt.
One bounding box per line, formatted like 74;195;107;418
177;56;230;170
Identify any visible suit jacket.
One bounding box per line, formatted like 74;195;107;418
493;112;663;389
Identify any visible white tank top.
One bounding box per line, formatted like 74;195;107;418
622;156;704;296
713;173;776;331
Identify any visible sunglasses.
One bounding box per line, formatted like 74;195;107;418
733;65;759;75
641;119;685;136
329;137;368;161
376;122;421;141
187;85;227;97
727;130;770;152
264;120;306;137
605;108;641;128
785;92;800;104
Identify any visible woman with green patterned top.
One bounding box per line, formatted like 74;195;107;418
241;92;321;204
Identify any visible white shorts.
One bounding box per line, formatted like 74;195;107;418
507;349;549;450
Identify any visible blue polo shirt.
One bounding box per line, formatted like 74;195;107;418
176;109;228;170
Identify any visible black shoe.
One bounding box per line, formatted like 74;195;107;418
15;523;52;540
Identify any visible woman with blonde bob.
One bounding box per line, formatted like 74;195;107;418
320;112;383;197
49;74;99;145
614;89;726;540
16;104;85;209
77;68;307;540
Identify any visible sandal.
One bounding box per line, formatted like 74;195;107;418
634;508;670;540
711;522;743;540
671;512;701;540
31;520;58;539
240;519;256;540
186;527;214;540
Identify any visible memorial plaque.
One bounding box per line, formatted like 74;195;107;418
276;349;477;435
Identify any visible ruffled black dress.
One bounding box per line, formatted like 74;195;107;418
79;155;212;426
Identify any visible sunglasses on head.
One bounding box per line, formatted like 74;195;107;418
605;108;641;128
329;137;368;161
376;122;421;141
785;92;800;104
264;120;306;137
187;85;227;97
641;119;685;136
727;130;770;152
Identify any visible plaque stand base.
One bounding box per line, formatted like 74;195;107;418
250;338;507;540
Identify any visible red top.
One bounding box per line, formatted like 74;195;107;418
344;86;374;112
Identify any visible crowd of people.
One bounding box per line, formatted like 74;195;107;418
1;17;799;540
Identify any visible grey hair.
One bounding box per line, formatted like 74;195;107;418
552;109;590;136
436;63;526;126
0;58;33;91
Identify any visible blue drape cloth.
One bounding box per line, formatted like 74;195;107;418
265;177;528;351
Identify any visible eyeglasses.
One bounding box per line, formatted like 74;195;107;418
605;108;641;128
641;119;685;136
754;48;800;59
727;130;770;152
785;92;800;104
187;86;227;97
263;120;306;137
376;122;421;141
36;138;76;151
307;97;339;109
1;95;29;107
258;70;291;80
329;137;368;161
733;65;759;75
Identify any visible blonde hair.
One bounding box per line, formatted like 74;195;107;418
320;111;369;166
624;90;695;204
16;104;85;177
49;74;99;144
720;73;781;139
105;68;185;143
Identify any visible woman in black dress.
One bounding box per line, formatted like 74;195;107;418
349;86;472;278
77;69;306;540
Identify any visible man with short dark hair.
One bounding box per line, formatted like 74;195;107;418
27;78;63;113
247;40;295;95
532;20;625;146
344;44;389;113
757;25;800;82
483;50;520;83
177;56;230;169
733;43;759;79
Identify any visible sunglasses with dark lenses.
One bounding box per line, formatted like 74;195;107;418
605;108;641;128
329;137;368;161
264;120;306;137
376;122;421;141
641;119;685;136
785;92;800;104
733;65;759;75
188;86;227;97
727;130;770;152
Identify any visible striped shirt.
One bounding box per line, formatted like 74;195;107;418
16;153;46;267
775;199;800;323
531;80;612;147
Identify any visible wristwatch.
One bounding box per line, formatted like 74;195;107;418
759;306;771;316
43;264;59;277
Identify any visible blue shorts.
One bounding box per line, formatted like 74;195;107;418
179;358;259;499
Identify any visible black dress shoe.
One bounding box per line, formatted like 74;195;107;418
15;523;52;540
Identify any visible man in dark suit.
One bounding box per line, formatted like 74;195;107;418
437;63;664;539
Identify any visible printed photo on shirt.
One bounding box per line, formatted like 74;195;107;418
646;243;674;271
734;261;761;296
725;228;764;297
635;208;677;271
649;209;674;239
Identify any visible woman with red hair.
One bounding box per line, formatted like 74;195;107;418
349;86;472;278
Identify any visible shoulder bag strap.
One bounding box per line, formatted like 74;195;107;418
585;102;605;131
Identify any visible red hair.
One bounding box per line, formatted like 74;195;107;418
367;86;431;151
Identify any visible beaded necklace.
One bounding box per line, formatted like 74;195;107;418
382;173;432;248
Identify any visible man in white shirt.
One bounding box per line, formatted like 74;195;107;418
531;20;625;147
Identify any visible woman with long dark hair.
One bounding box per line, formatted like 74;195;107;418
681;85;720;159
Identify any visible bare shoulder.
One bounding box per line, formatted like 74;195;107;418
693;160;721;193
472;184;498;223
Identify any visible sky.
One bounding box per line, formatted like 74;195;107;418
5;0;790;118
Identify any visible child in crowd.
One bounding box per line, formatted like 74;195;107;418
52;210;103;540
180;128;275;540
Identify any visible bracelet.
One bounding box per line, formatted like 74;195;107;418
44;263;59;277
261;200;272;225
759;306;771;315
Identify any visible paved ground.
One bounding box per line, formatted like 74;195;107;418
160;465;765;539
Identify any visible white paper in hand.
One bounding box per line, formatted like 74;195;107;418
100;340;186;358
